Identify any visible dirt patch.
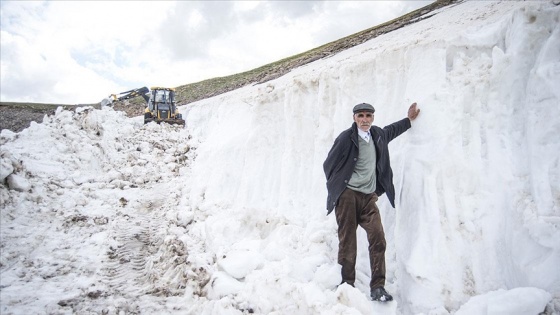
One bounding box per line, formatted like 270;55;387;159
0;105;56;133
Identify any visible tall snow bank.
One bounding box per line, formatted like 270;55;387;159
184;1;560;314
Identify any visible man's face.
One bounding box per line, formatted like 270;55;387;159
354;111;374;132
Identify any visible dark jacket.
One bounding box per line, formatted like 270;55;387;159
323;118;411;214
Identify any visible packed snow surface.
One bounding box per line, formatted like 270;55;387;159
1;1;559;314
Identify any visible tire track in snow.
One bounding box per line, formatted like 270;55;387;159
102;211;162;297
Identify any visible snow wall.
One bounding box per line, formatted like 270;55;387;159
183;1;559;313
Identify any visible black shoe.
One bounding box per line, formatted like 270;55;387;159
370;287;393;302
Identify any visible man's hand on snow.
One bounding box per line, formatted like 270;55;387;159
408;102;420;121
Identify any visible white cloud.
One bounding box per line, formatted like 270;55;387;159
0;1;433;104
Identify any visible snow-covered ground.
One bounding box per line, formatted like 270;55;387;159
1;1;559;314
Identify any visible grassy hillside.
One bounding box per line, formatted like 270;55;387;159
174;0;457;105
0;102;98;110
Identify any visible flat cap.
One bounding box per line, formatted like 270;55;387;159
353;103;375;113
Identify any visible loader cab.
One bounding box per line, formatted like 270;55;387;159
144;87;185;126
148;88;175;112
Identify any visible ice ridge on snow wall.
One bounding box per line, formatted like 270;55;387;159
184;1;559;313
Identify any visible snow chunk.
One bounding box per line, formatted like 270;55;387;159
217;250;264;279
0;128;16;140
6;174;31;192
207;271;245;299
456;287;552;315
313;264;341;290
0;158;14;181
335;283;397;314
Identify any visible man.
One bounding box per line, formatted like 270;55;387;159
323;102;420;302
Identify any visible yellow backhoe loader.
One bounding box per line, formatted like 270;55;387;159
143;87;185;126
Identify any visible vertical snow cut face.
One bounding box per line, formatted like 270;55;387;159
184;1;560;314
1;1;559;314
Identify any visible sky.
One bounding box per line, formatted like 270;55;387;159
2;1;559;314
0;0;432;105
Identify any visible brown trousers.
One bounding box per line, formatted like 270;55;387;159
335;188;386;289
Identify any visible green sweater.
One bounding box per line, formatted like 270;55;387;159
347;136;376;194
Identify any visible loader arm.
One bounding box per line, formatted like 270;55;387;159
116;87;150;101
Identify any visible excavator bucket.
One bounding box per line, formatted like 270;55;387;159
159;118;185;126
144;115;185;127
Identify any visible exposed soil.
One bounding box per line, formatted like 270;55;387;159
0;106;57;134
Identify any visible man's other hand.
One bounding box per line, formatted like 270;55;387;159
408;103;420;121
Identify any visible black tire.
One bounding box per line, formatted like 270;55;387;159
144;112;153;124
